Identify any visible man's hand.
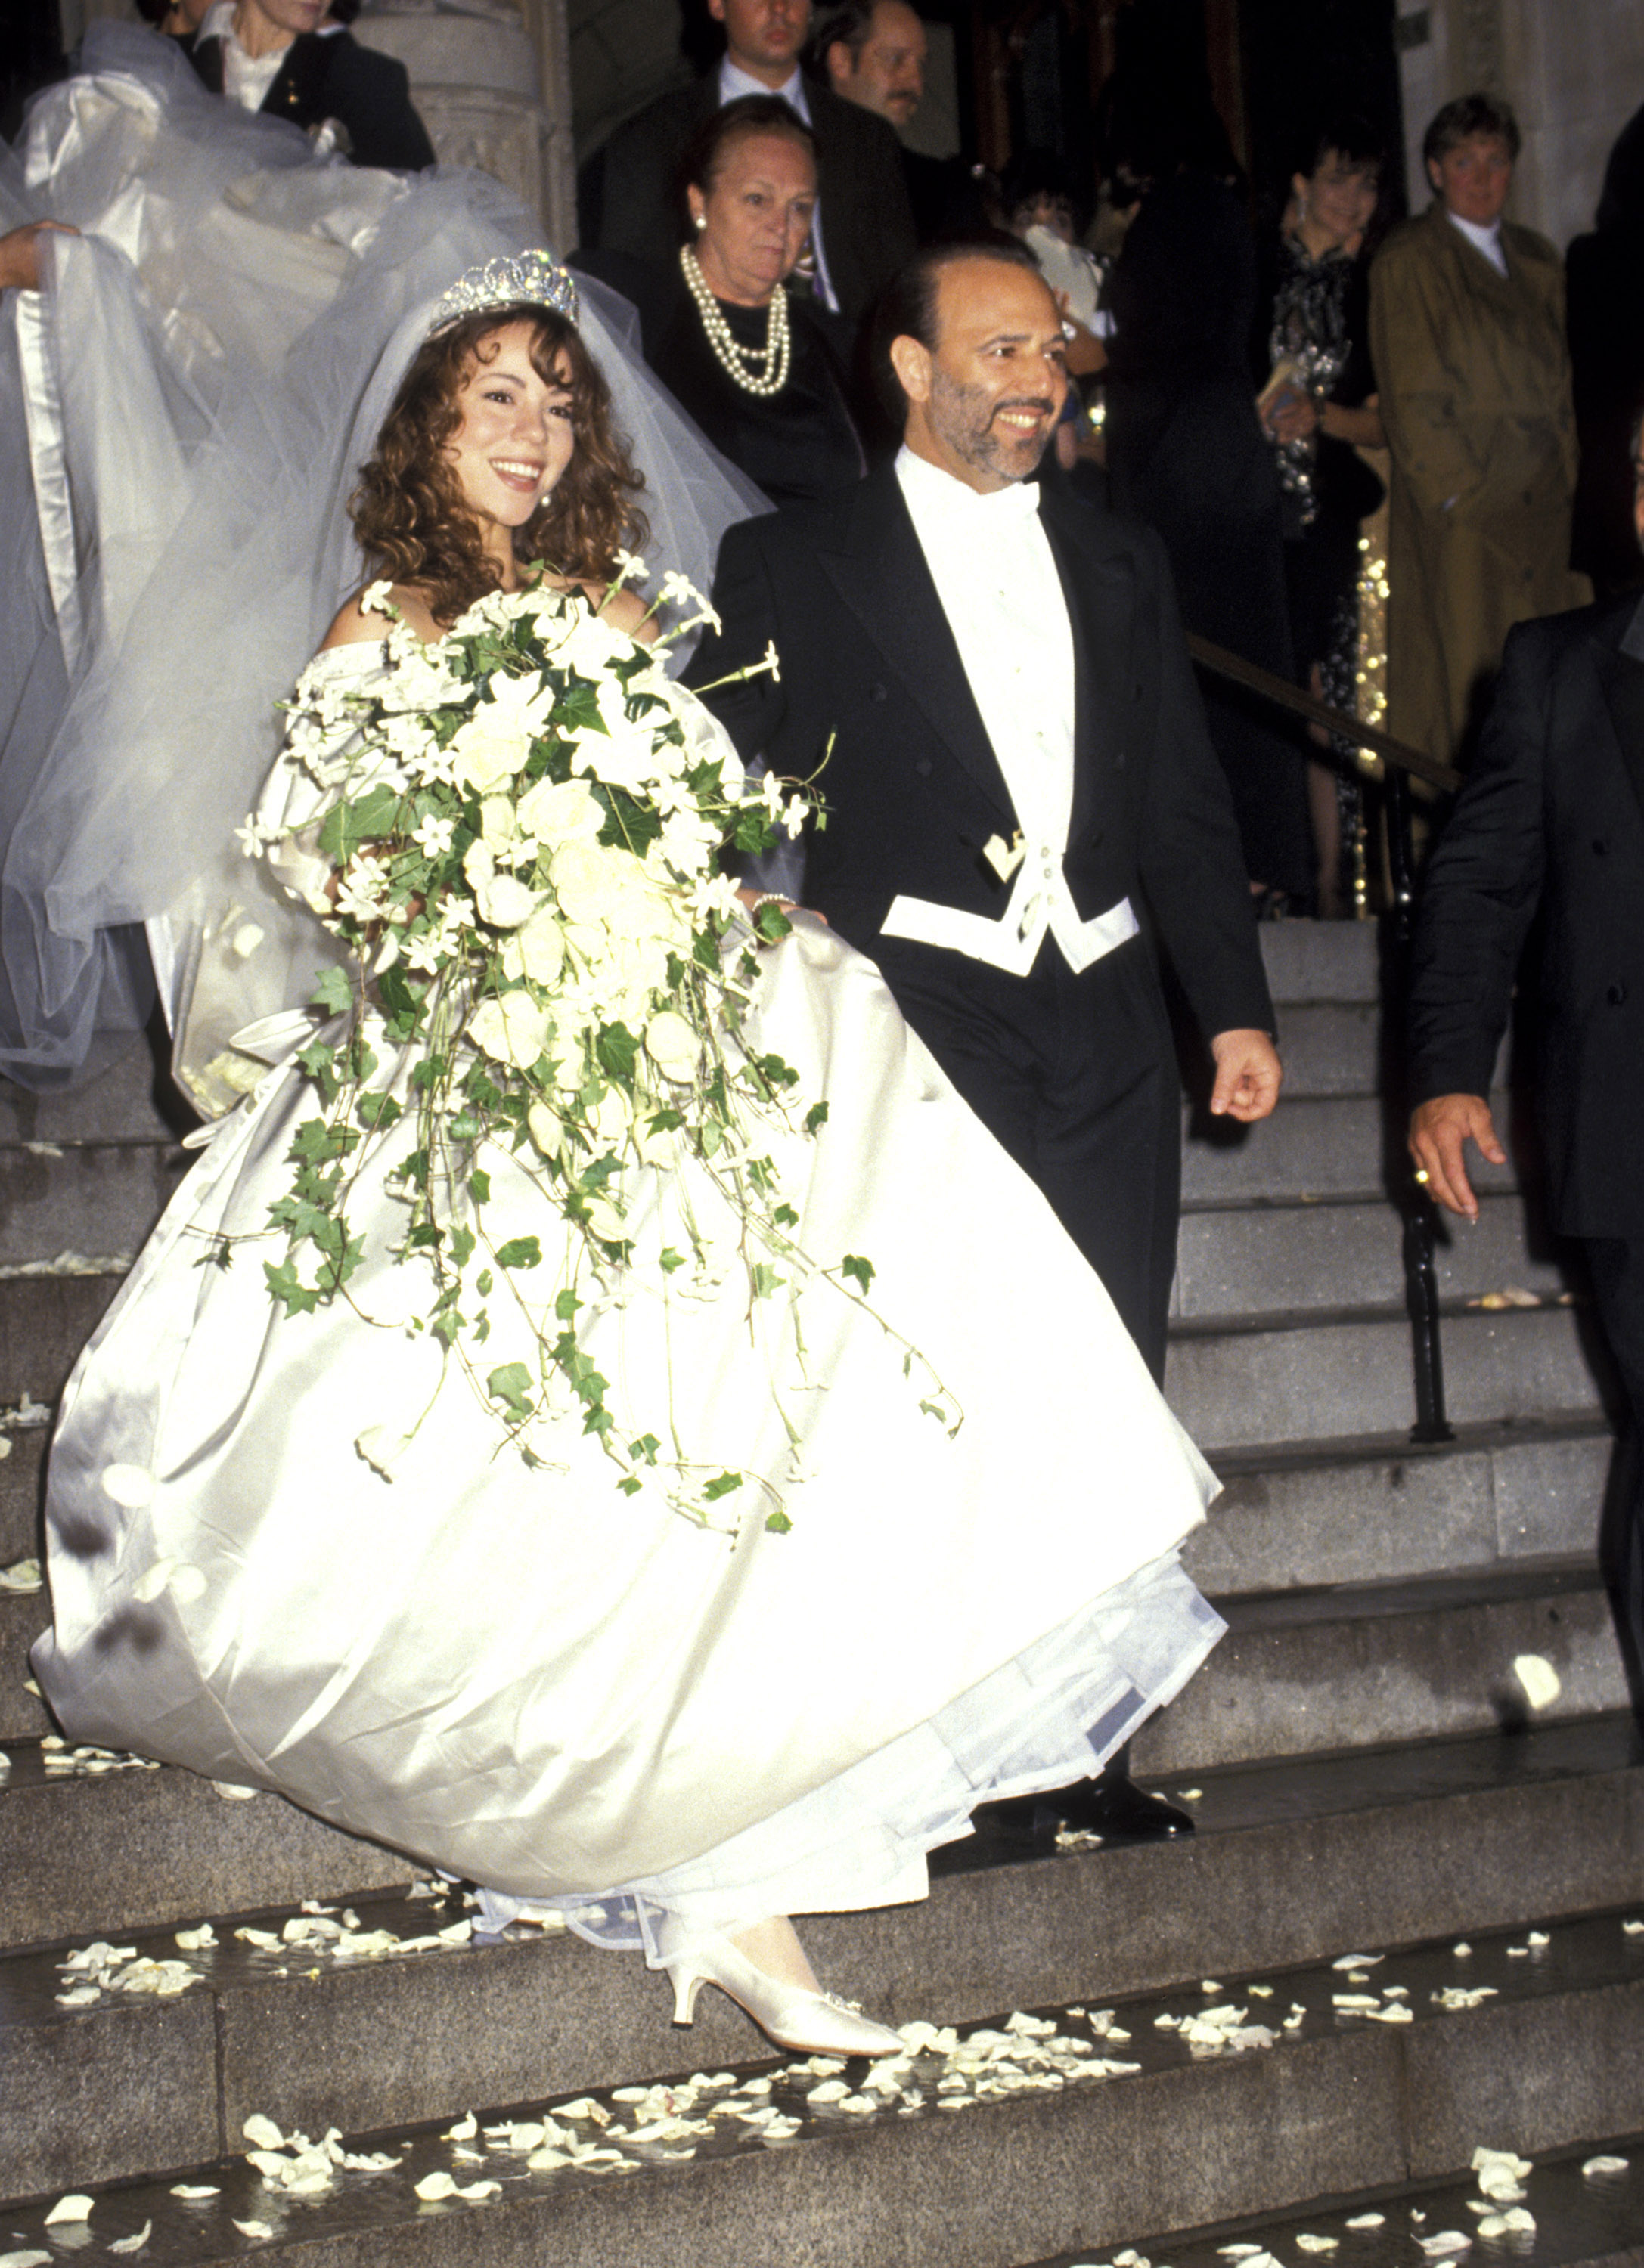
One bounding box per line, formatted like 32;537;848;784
1408;1092;1505;1219
1209;1028;1282;1122
0;222;77;294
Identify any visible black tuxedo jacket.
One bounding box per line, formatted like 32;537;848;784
594;73;914;327
1409;594;1644;1235
184;29;435;172
686;465;1274;1048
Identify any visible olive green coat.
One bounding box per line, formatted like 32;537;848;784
1369;203;1589;767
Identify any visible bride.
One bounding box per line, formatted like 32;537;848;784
29;240;1226;2057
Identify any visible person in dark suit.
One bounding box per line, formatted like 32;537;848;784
690;240;1280;1841
1407;445;1644;1731
809;0;983;244
183;0;435;172
593;0;914;328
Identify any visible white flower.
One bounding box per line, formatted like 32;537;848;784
359;579;395;618
334;866;392;925
689;870;743;923
645;1009;698;1082
235;816;281;860
470;990;551;1070
501;903;567;986
611;547;650;586
463;841;539;930
449;671;550;792
479;795;521;851
515;774;604;848
550;838;637;928
412;813;455;857
761;638;781;682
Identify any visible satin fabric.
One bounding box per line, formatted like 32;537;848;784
34;646;1221;1950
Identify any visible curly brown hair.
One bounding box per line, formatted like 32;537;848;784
350;305;648;627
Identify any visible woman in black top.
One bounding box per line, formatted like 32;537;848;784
581;98;864;510
1255;119;1387;914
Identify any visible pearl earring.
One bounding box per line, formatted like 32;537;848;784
693;213;706;231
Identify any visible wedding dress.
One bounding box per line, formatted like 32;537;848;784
33;631;1222;1957
14;26;1224;1963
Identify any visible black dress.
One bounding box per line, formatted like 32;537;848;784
182;27;435;172
1105;171;1311;903
1255;231;1384;705
575;254;864;509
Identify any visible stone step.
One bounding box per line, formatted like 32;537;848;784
0;1272;122;1414
2;1892;1640;2262
0;1033;189;1148
1132;1562;1629;1775
0;1139;184;1269
1267;998;1381;1097
0;1421;45;1568
1258;918;1381;1006
1026;2130;1644;2268
1167;1302;1611;1451
1181;1091;1526;1204
1187;1417;1615;1597
1172;1188;1568;1321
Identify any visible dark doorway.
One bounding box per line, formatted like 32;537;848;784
1240;0;1406;227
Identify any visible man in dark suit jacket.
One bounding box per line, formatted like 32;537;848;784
594;0;914;327
691;238;1280;1381
185;0;435;173
1408;519;1644;1730
690;241;1280;1844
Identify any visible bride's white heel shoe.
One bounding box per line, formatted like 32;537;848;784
665;1934;903;2058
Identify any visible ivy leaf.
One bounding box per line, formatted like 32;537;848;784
841;1255;875;1293
487;1362;535;1420
749;1263;785;1299
355;1092;402;1129
628;1433;660;1466
765;1509;793;1534
703;1470;743;1501
595;1021;640;1084
804;1101;829;1136
554;1287;582;1322
658;1247;685;1273
469;1169;492;1206
448;1225;476;1269
318;782;403;862
495;1236;542;1270
264;1257;320;1316
310;966;355;1017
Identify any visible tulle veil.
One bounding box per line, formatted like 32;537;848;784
0;23;765;1102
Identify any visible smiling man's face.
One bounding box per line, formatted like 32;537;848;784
894;257;1068;492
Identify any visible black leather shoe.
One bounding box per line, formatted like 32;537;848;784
1057;1768;1195;1842
972;1769;1194;1852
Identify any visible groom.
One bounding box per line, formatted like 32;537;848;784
689;240;1280;1842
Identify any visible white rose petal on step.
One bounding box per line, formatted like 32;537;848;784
444;2113;478;2141
169;2186;219;2201
645;1009;699;1083
243;2115;284;2152
233;2223;275;2242
414;2171;458;2202
470;992;551;1071
1512;1653;1561;1709
1295;2241;1338;2256
0;1558;42;1591
102;1464;155;1508
1583;2154;1630;2176
1;2252;54;2266
1345;2215;1386;2231
1417;2235;1472;2257
43;2196;93;2226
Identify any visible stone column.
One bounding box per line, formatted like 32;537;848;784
353;0;578;250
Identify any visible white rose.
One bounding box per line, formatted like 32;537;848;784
479;795;520;850
501;903;567;985
584;1193;628;1243
451;716;532;794
464;839;539;930
590;1085;632;1143
572;721;665;797
551;838;642;927
516;775;603;848
470;991;551;1070
645;1009;698;1082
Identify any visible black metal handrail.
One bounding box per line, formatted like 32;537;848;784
1186;634;1457;1447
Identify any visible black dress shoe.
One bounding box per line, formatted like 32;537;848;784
972;1769;1194;1852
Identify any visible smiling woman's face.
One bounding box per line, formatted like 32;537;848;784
444;320;575;534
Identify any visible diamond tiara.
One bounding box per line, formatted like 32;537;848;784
427;251;580;336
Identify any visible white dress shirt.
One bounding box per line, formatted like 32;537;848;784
200;2;344;113
717;58;840;314
886;448;1138;977
1447;209;1509;277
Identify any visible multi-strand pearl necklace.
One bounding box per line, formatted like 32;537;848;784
679;245;792;398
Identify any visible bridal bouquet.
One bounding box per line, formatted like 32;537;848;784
247;569;878;1523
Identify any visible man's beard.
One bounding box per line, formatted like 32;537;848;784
929;367;1053;484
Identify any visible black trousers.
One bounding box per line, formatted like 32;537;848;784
867;933;1180;1384
1585;1235;1644;1730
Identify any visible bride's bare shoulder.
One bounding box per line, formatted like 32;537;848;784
321;584;441;649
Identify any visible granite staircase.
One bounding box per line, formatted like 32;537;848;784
0;925;1640;2268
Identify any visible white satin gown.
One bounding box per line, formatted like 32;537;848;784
32;645;1224;1963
